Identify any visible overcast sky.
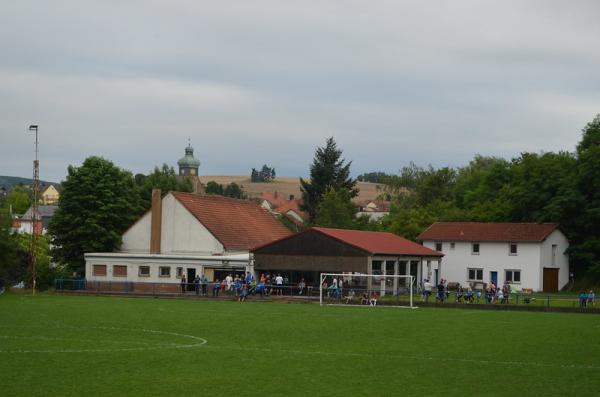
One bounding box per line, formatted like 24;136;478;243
1;0;599;182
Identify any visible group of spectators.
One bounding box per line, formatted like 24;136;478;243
422;279;512;304
578;290;596;307
179;272;306;301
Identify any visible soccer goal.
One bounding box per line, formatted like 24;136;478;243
319;273;416;308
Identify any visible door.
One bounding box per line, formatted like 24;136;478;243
187;268;196;291
490;271;498;286
543;268;559;292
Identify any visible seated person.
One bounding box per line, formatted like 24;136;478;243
361;292;369;305
370;292;379;306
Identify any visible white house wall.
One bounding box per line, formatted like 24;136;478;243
161;194;224;255
121;211;152;253
120;193;224;255
540;230;570;290
423;240;542;290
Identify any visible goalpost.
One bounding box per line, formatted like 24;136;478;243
319;273;416;308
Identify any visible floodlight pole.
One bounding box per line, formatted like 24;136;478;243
29;124;39;296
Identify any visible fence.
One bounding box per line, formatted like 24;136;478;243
55;279;320;298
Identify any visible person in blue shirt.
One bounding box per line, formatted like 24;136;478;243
212;279;221;297
579;291;588;307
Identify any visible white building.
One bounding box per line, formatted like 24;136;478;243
417;222;569;292
84;190;291;291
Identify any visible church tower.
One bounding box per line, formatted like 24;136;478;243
177;142;201;176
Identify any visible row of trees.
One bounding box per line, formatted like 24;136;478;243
250;165;276;183
205;181;246;199
299;116;600;279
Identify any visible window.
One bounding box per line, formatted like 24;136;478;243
505;270;521;283
159;266;171;277
450;242;455;250
435;241;443;252
552;244;557;266
139;266;150;277
509;243;518;255
471;242;480;255
385;261;395;275
113;265;127;277
372;261;382;275
176;267;184;278
468;268;483;281
92;264;107;277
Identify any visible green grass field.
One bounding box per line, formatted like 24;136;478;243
1;292;599;397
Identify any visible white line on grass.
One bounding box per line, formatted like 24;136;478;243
0;325;207;354
198;344;600;371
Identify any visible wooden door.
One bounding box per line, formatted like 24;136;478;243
543;268;559;292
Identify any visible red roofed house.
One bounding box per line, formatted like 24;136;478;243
85;190;291;292
417;222;569;292
252;227;442;291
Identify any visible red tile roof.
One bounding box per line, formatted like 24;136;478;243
172;192;292;251
260;192;288;208
253;227;442;257
274;199;307;219
417;222;560;242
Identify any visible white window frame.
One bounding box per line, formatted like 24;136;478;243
159;266;171;278
505;270;521;284
471;242;480;255
467;268;483;281
138;266;150;277
509;242;518;256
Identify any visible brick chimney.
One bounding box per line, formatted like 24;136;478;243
150;189;162;254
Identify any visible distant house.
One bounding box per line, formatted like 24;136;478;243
417;222;569;292
355;200;391;221
260;191;289;211
252;227;443;287
41;184;60;205
272;199;307;226
15;205;58;235
85;190;291;289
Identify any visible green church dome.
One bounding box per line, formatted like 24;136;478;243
178;144;201;168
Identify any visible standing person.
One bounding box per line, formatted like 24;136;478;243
588;290;595;307
579;291;587;307
194;275;200;296
275;274;284;296
245;271;254;285
502;282;510;304
455;283;464;303
180;275;187;294
437;280;445;303
225;274;233;294
200;274;208;296
212;279;221;297
423;279;432;302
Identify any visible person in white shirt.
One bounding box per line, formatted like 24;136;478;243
275;274;284;296
225;274;233;293
423;279;433;302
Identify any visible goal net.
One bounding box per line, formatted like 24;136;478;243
319;273;416;308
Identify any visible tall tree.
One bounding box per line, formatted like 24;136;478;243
300;137;358;222
137;164;193;211
2;185;32;214
0;208;19;287
314;188;358;229
48;156;142;274
572;115;600;274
